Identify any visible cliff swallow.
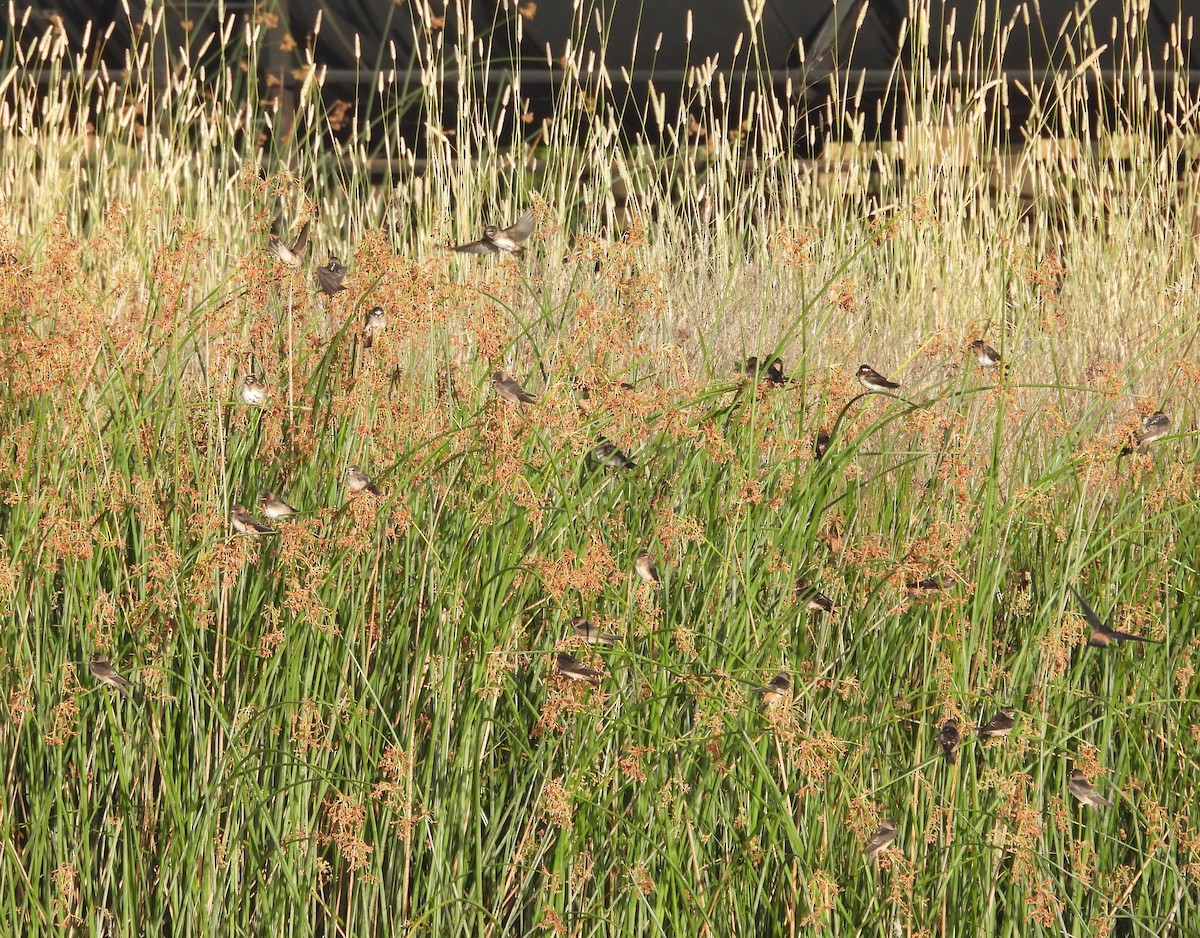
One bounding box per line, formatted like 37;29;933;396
491;370;536;404
259;492;297;520
977;707;1017;739
89;653;134;696
267;219;310;268
346;464;382;496
453;210;535;255
556;651;601;686
795;578;834;614
572;616;620;646
634;551;660;585
238;374;268;407
862;818;898;862
1068;768;1110;808
230;504;276;535
969;340;1002;369
592;439;635;470
938;719;961;763
315;256;348;294
752;671;791;705
362;306;386;349
856;364;900;392
1070;586;1159;647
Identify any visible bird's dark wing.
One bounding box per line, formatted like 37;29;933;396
503;210;535;243
453;239;494;255
1069;586;1110;634
292;220;311;253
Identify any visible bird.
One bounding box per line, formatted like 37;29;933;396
752;671;791;705
856;364;900;392
906;576;944;594
592;439;635;470
571;376;635;401
315;256;348;294
862;818;898;862
362;306;386;349
89;653;134;696
572;616;619;646
1068;768;1110;808
634;551;660;585
744;356;789;385
968;339;1003;369
977;707;1017;740
794;578;834;614
259;491;297;521
238;374;268;407
1126;410;1170;455
267;219;310;268
938;719;961;764
230;504;276;535
452;210;535;255
813;432;830;460
555;652;601;687
1069;586;1159;648
346;465;382;497
491;370;536;404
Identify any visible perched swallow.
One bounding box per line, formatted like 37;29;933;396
315;256;348;294
634;551;660;585
744;356;789;385
592;439;635;470
362;306;386;349
556;651;601;687
572;616;619;646
752;671;791;705
969;340;1003;369
1129;410;1170;455
906;576;944;593
862;818;898;862
1068;768;1110;808
938;719;961;764
346;464;382;497
89;653;133;696
230;504;276;535
856;364;900;392
238;374;268;407
813;432;830;460
1070;586;1159;647
453;210;535;255
571;376;634;401
490;370;536;404
795;578;834;614
268;219;311;268
977;706;1018;739
259;491;297;520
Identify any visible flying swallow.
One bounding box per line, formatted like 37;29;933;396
346;464;382;497
634;551;660;585
752;671;791;705
259;491;297;520
795;578;834;613
230;504;276;535
938;719;961;764
267;219;310;268
572;616;620;646
315;256;348;294
1129;410;1170;454
856;364;900;392
556;651;601;686
89;653;134;696
744;356;789;385
1068;768;1110;808
452;210;535;255
238;374;268;407
969;340;1003;369
977;707;1017;739
862;818;898;862
592;439;635;470
1069;586;1159;647
362;306;386;349
813;432;830;460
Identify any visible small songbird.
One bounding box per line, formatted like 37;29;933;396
268;219;310;268
744;356;789;385
862;818;898;862
969;339;1003;369
555;651;601;687
571;376;635;401
230;503;276;535
795;578;834;614
315;255;348;294
592;439;635;471
491;370;536;404
938;719;961;764
752;671;791;705
813;432;830;460
1068;768;1110;808
238;374;268;407
572;616;620;646
362;306;387;349
453;210;535;255
89;653;134;696
1132;410;1170;454
634;551;660;585
906;576;944;594
259;491;297;520
346;464;382;497
977;706;1018;740
856;364;900;392
1070;586;1158;648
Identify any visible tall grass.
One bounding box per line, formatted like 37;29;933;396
1;1;1199;935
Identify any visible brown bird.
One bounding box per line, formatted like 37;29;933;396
89;653;134;696
977;707;1017;739
813;432;830;460
968;339;1003;369
938;719;961;764
315;255;348;294
238;374;268;407
795;578;834;614
453;210;535;255
634;551;660;585
1068;768;1110;808
230;504;276;536
856;364;900;392
267;219;310;268
862;818;898;862
906;576;944;594
362;306;387;349
259;492;297;521
346;464;383;497
592;439;635;470
555;652;601;687
752;671;791;705
1126;410;1170;455
491;370;536;404
744;356;789;385
572;616;620;646
1070;586;1159;648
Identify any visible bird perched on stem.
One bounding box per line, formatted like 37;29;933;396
856;364;900;392
89;653;134;696
315;255;348;294
752;671;790;705
862;818;898;862
1068;768;1110;808
556;652;600;687
977;707;1017;740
